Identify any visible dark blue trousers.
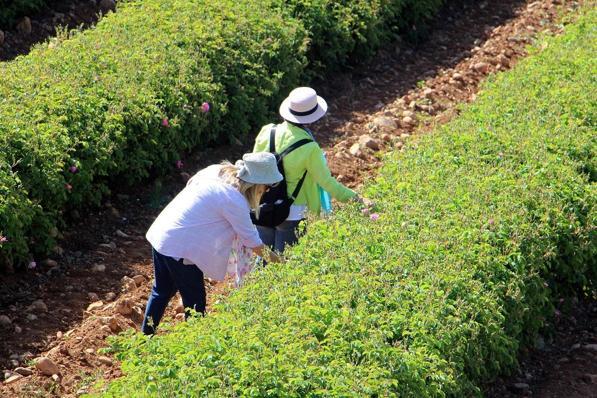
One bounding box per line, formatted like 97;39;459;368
256;219;302;254
142;248;206;335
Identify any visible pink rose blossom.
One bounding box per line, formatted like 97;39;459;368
370;213;380;221
65;183;72;191
201;102;210;113
0;236;7;243
69;165;78;174
28;261;36;269
175;160;184;169
161;118;170;128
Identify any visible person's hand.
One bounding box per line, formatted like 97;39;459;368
267;251;285;264
353;195;375;209
252;245;265;258
252;245;285;264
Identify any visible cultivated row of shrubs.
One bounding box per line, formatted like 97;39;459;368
0;0;447;268
100;9;595;397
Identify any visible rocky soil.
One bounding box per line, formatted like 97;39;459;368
0;0;116;62
1;0;594;396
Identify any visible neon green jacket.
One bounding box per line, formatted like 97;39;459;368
253;122;356;214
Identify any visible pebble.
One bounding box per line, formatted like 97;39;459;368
51;374;60;383
44;259;58;267
86;301;104;312
180;172;191;182
115;229;130;238
14;325;22;333
402;116;415;126
370;116;397;132
92;264;106;272
121;276;137;292
358;135;381;151
115;299;134;316
26;314;38;321
584;344;597;352
99;242;117;251
349;143;362;157
4;374;23;385
34;357;60;376
97;356;113;366
16;17;32;35
108;316;122;333
497;53;510;67
29;299;48;312
0;315;11;327
472;62;490;74
88;292;100;301
509;382;530;394
132;275;146;286
581;373;597;384
105;292;116;301
14;367;33;376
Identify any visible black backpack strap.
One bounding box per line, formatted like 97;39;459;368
278;139;313;159
289;170;308;202
269;125;277;154
268;128;313;203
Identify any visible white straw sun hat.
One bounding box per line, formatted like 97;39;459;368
235;152;283;185
279;87;328;124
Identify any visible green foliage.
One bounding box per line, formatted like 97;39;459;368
99;9;595;397
0;0;447;267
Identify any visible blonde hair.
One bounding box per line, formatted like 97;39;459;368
219;161;265;219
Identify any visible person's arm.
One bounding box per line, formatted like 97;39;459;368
219;194;263;249
305;145;356;202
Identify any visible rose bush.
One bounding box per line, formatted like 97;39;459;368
100;10;595;396
0;0;448;268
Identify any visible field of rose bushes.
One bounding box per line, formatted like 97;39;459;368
0;0;446;269
99;9;595;397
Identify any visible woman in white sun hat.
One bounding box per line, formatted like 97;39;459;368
252;87;369;254
142;152;282;335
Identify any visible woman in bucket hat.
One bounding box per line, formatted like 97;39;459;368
141;152;282;335
253;87;369;253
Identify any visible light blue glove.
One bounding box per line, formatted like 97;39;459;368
318;152;333;215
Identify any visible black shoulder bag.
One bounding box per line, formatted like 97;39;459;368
250;125;312;228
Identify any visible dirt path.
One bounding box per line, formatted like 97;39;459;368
1;0;590;396
486;297;597;398
0;0;117;62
